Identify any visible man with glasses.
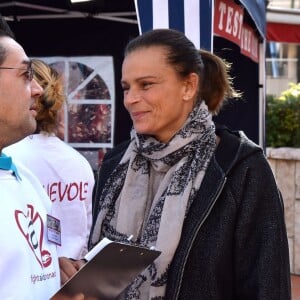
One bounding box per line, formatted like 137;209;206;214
0;16;84;300
0;60;34;80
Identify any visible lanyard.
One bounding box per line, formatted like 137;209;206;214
0;153;21;181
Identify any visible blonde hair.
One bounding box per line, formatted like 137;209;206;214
32;59;65;134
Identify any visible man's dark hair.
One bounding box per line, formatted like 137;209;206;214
0;14;15;65
0;14;15;39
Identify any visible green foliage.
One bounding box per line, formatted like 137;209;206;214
266;83;300;147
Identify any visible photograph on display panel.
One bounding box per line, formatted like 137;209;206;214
34;56;115;170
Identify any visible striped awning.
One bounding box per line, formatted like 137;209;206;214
134;0;214;51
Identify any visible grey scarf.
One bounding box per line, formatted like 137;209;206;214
91;101;216;299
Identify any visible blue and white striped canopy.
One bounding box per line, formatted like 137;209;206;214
134;0;214;52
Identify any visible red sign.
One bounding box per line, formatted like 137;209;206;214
214;0;259;63
267;22;300;43
240;24;259;63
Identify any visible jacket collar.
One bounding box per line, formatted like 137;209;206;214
166;125;243;299
167;125;263;299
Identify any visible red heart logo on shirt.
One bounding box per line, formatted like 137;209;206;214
15;204;52;268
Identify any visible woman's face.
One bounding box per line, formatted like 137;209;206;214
121;46;196;143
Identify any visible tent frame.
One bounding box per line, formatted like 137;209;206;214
0;1;137;24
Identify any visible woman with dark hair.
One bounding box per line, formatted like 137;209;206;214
61;29;291;300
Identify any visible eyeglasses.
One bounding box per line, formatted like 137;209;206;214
0;61;34;81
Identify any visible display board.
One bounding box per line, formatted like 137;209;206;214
36;56;115;170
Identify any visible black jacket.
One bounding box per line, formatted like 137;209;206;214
91;125;291;300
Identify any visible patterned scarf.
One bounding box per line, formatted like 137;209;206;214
91;101;216;299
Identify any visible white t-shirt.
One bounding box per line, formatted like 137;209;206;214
5;133;95;259
0;162;60;299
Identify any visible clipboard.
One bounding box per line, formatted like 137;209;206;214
52;238;161;299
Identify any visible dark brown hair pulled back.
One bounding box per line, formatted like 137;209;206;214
125;28;240;113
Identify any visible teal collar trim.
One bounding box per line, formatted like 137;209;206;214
0;153;22;181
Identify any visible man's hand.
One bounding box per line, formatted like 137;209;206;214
59;257;86;285
51;292;98;300
54;258;98;299
51;293;85;300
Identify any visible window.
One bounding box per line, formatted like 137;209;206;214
37;56;115;170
